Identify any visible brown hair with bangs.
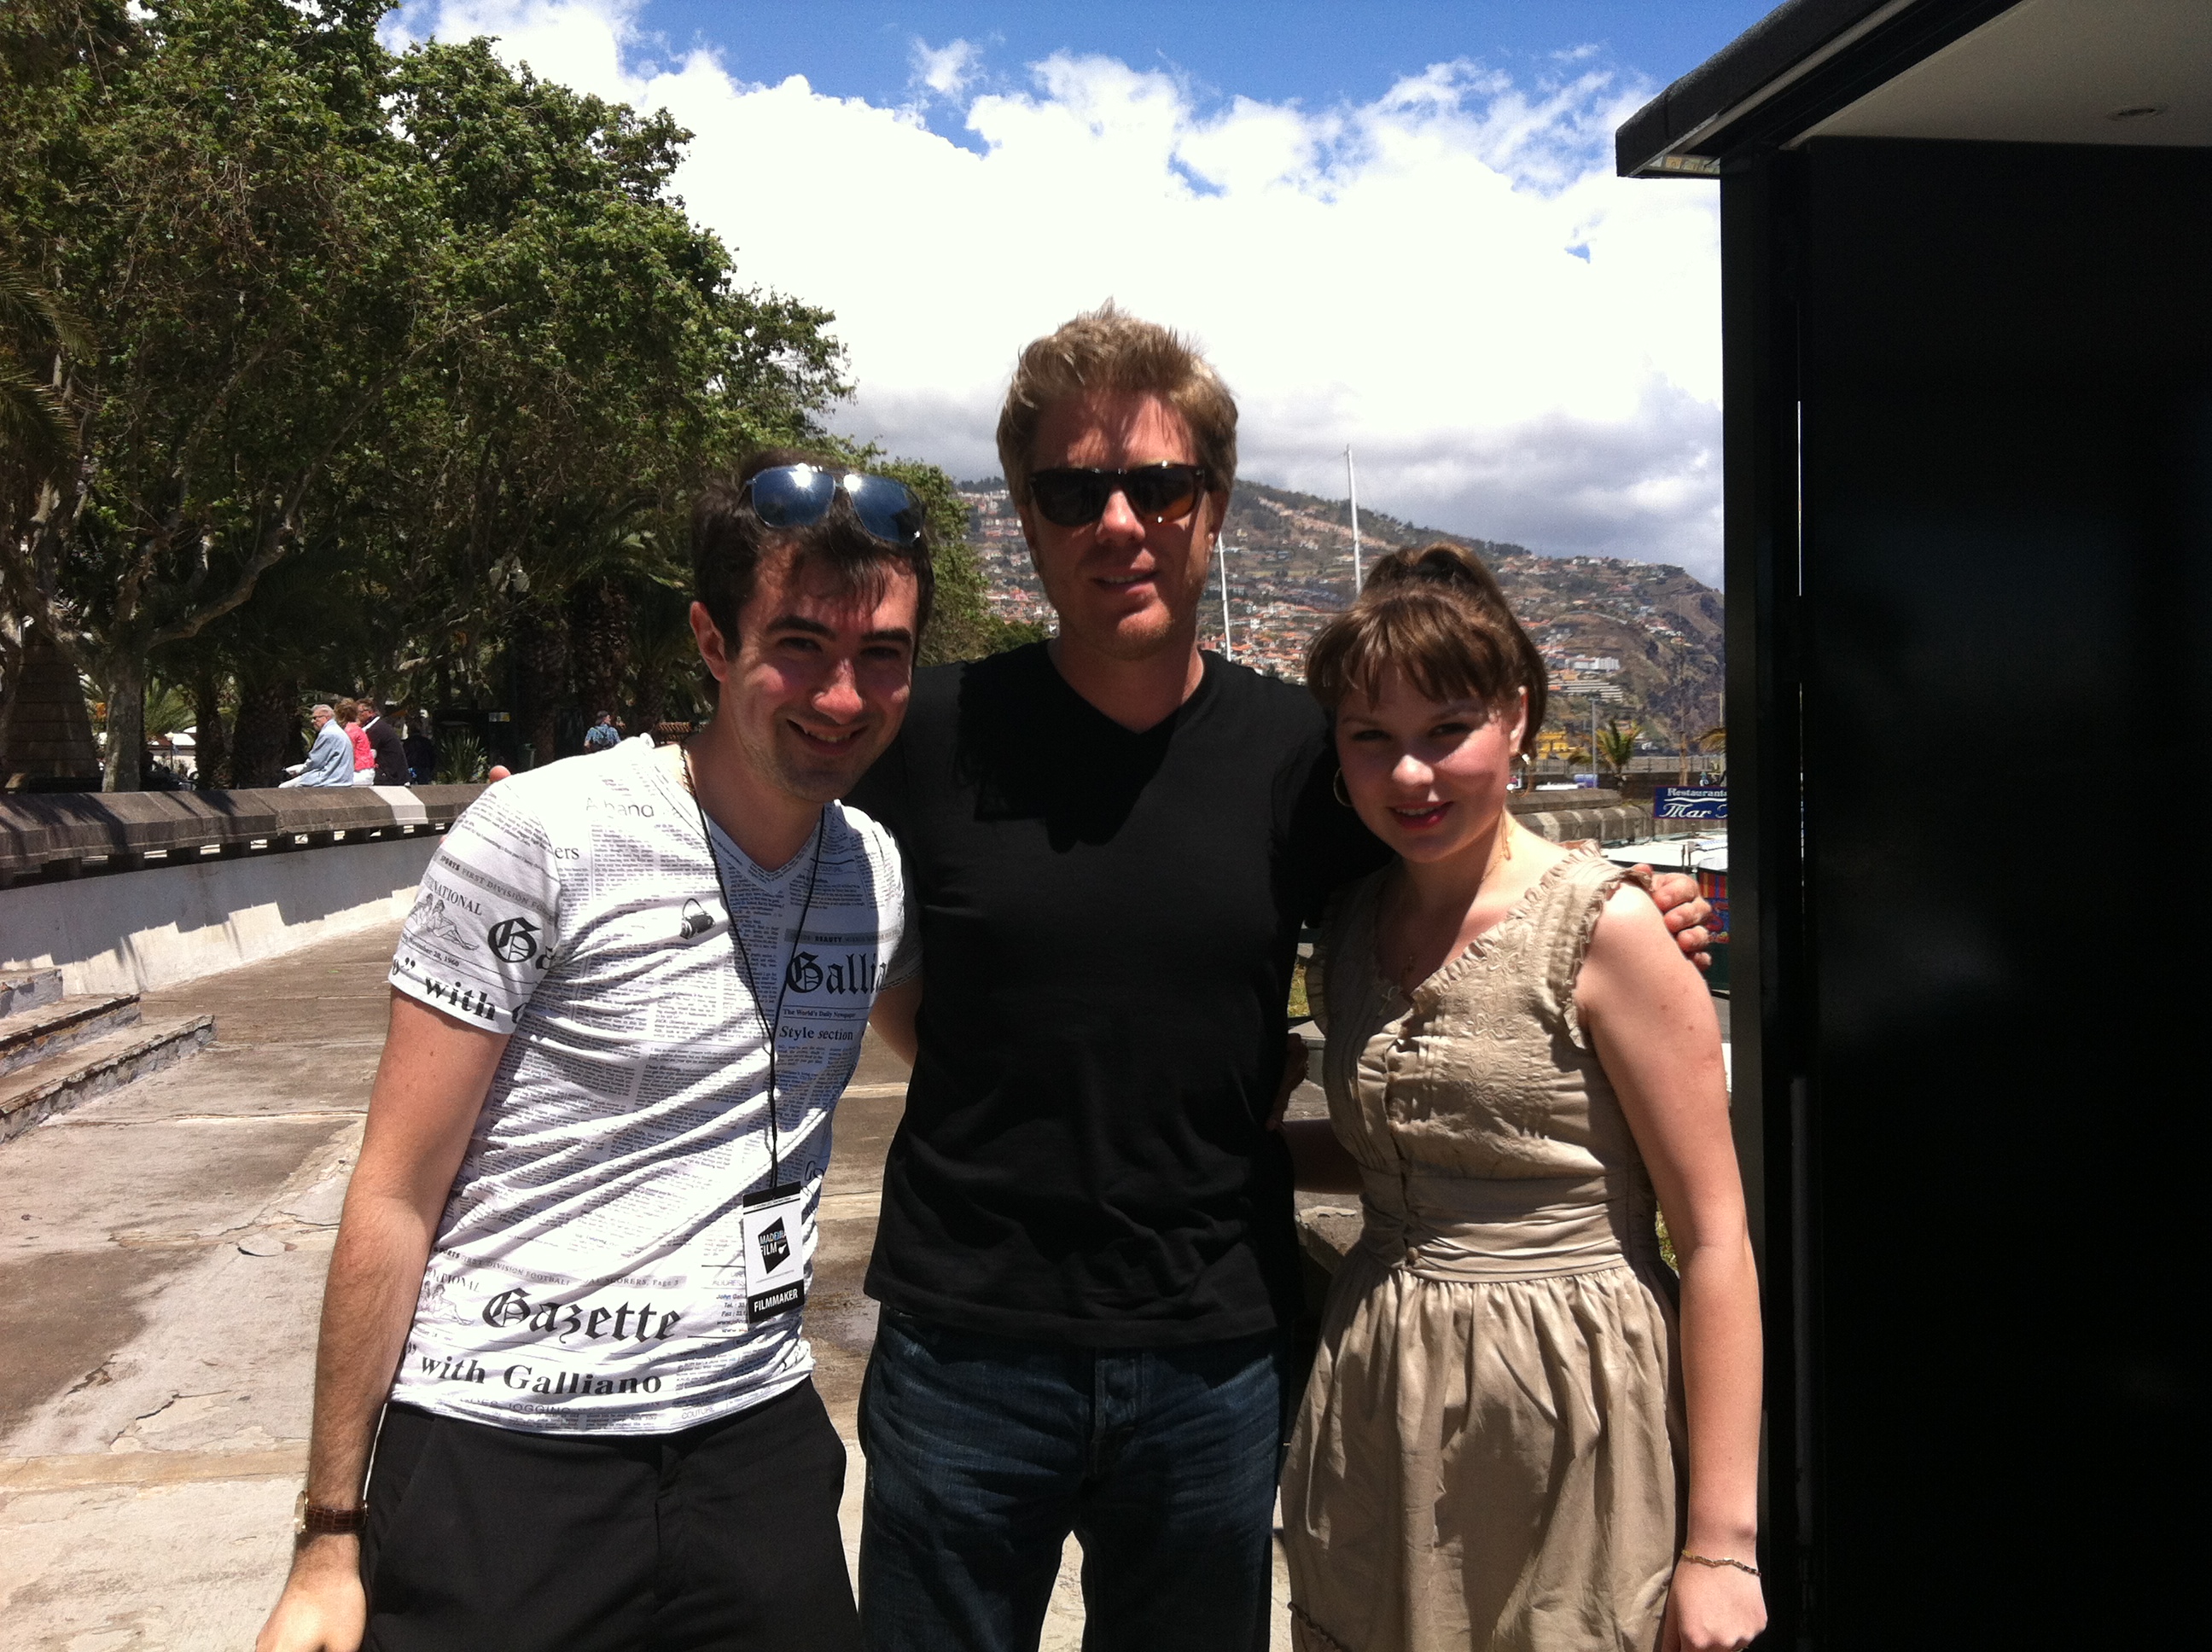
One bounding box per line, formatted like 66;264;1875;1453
1305;543;1548;755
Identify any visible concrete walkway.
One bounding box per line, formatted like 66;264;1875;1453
0;922;1293;1648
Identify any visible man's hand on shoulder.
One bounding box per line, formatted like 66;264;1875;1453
1640;869;1714;970
255;1535;365;1652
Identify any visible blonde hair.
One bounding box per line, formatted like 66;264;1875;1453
995;302;1238;508
1305;544;1550;755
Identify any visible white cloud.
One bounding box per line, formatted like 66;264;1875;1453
910;37;983;102
387;0;1724;580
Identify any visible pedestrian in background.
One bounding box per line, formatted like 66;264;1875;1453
362;699;408;786
403;711;438;784
337;699;375;786
583;711;622;753
280;705;355;788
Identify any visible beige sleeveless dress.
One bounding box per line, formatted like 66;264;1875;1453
1281;852;1685;1652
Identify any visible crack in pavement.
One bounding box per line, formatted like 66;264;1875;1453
63;1359;115;1398
0;1444;308;1492
51;1111;365;1129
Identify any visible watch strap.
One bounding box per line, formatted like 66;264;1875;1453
296;1497;367;1537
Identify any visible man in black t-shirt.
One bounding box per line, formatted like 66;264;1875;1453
361;700;409;787
401;710;437;784
851;305;1710;1652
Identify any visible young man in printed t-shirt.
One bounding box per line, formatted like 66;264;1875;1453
255;451;934;1652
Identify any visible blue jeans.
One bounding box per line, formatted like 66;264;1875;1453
857;1311;1290;1652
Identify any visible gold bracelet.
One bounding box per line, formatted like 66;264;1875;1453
1679;1550;1761;1578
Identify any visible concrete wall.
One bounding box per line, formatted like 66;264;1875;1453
0;835;438;995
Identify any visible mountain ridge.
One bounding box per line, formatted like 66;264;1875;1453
954;475;1723;747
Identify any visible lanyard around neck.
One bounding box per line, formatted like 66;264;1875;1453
684;747;824;1192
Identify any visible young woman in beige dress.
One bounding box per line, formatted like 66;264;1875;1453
1278;545;1765;1652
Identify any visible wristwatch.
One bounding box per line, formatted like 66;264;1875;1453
294;1488;367;1540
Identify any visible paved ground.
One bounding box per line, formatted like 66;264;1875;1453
0;923;1294;1648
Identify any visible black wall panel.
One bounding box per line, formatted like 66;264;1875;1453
1782;138;2209;1639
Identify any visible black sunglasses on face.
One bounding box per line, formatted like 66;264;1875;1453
742;464;926;546
1027;463;1210;528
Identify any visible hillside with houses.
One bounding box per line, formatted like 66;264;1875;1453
957;478;1725;754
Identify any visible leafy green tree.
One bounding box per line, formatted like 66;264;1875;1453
0;2;122;701
0;253;90;696
333;39;850;759
3;3;1021;789
3;0;440;788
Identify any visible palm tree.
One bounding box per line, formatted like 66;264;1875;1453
1596;718;1642;790
0;259;79;485
142;678;194;739
1696;724;1726;783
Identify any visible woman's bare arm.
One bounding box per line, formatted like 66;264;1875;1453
1578;884;1767;1652
868;975;922;1068
255;993;509;1652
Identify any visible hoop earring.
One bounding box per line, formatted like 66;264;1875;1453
1332;769;1353;808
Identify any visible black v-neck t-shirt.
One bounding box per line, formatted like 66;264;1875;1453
847;643;1388;1346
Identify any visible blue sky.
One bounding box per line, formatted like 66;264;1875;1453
388;3;1763;579
623;3;1771;142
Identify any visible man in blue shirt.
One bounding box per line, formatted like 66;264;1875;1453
280;704;354;788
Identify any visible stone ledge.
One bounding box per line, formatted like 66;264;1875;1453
1511;788;1624;810
1516;804;1655;846
0;784;486;879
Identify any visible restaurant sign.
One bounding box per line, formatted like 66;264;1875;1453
1654;788;1728;820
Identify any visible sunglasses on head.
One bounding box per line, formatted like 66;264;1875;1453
742;464;926;546
1027;463;1210;528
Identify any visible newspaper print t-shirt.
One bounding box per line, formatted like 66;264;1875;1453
387;735;914;1434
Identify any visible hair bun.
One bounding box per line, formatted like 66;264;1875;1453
1362;542;1506;605
1307;539;1547;748
1409;544;1489;587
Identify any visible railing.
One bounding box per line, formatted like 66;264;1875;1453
0;776;1706;887
0;786;486;887
1528;754;1728;776
1505;789;1720;846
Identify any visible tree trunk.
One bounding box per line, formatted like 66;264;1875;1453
0;623;103;789
568;577;632;732
100;656;145;792
231;672;300;788
632;662;666;736
190;666;231;788
512;596;568;767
